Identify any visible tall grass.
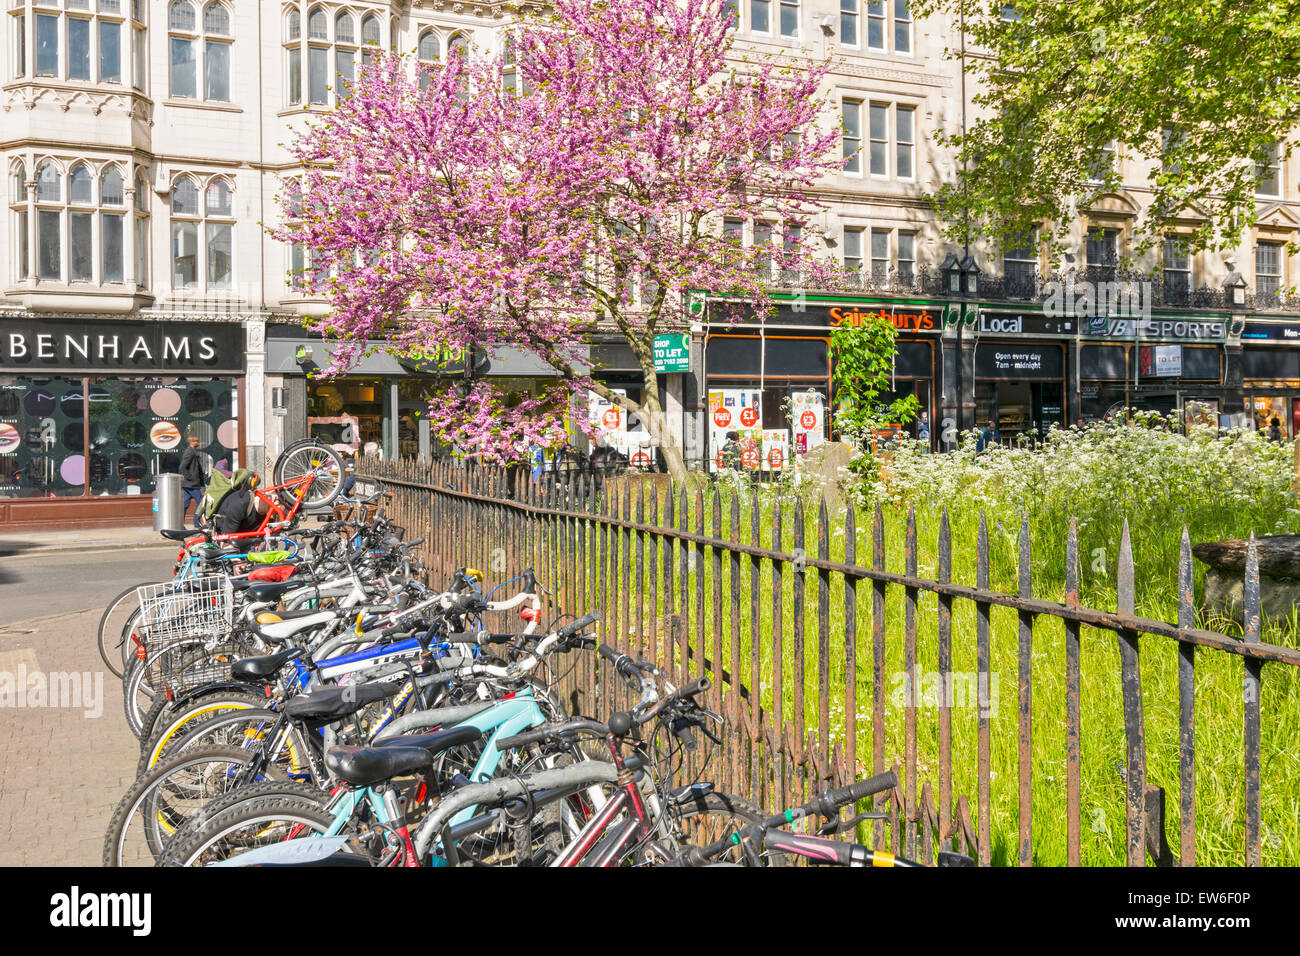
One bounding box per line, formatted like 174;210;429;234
582;422;1300;865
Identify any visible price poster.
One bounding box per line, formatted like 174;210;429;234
708;389;762;471
791;390;825;460
761;429;789;472
587;389;656;467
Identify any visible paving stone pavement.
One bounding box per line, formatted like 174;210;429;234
0;608;140;866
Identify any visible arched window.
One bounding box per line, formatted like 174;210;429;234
285;7;302;104
170;174;234;291
170;0;231;99
447;33;468;59
417;30;438;91
69;164;94;205
306;5;329;104
203;0;229;34
307;6;327;39
334;10;356;97
205;177;232;216
502;35;517;93
169;0;195;31
11;162;25;204
24;160;128;284
202;2;231;99
101;167;125;207
334;11;353;43
361;14;380;67
134;169;148;212
36;161;60;203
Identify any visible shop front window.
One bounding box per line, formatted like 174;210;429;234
0;376;86;497
0;375;237;499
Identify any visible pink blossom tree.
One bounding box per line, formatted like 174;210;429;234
279;0;841;480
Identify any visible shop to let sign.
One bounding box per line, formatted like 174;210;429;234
653;334;689;373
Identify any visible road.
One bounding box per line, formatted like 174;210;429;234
0;543;176;626
0;545;176;866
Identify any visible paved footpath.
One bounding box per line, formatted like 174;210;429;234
0;544;175;866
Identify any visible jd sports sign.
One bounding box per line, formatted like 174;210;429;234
0;319;244;373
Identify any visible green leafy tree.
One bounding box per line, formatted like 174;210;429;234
830;318;921;469
912;0;1300;256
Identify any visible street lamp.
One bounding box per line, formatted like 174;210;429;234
960;255;981;298
941;252;962;296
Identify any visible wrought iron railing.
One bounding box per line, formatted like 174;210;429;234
363;457;1300;866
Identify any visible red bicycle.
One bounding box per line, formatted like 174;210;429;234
162;438;349;549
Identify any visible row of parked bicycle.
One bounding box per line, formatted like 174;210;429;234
98;439;970;866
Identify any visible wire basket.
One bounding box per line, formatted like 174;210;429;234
136;577;235;643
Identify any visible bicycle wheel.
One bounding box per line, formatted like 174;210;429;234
273;441;345;510
121;639;203;737
137;697;286;777
161;794;378;867
157;779;330;863
664;790;789;866
98;584;152;679
103;745;282;867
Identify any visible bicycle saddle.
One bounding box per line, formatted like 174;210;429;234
371;725;483;755
325;745;435;788
231;647;304;683
326;726;481;788
283;681;404;725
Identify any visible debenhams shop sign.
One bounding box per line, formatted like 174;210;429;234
0;319;244;373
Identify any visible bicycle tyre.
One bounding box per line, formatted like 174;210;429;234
273;441;346;510
161;794;375;867
137;698;285;777
97;584;151;679
666;790;790;867
121;638;212;738
157;779;330;862
103;745;280;867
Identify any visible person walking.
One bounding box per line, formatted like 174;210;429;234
179;436;207;528
917;412;931;449
1268;417;1284;443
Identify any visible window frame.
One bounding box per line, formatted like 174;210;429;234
167;0;231;103
169;171;236;295
23;156;132;287
841;96;863;176
1256;240;1283;297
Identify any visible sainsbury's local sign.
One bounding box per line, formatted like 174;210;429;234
0;319;244;373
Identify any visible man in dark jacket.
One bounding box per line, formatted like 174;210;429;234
179;436;206;527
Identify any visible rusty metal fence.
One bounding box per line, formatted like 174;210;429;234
359;457;1300;866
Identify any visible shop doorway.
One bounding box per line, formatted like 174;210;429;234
975;381;1064;442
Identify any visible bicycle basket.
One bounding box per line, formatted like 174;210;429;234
135;578;235;642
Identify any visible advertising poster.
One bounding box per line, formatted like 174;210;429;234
708;389;762;471
587;389;656;467
762;429;790;472
791;390;825;461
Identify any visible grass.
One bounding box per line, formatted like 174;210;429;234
542;426;1300;866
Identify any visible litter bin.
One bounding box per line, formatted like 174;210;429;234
153;473;184;532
